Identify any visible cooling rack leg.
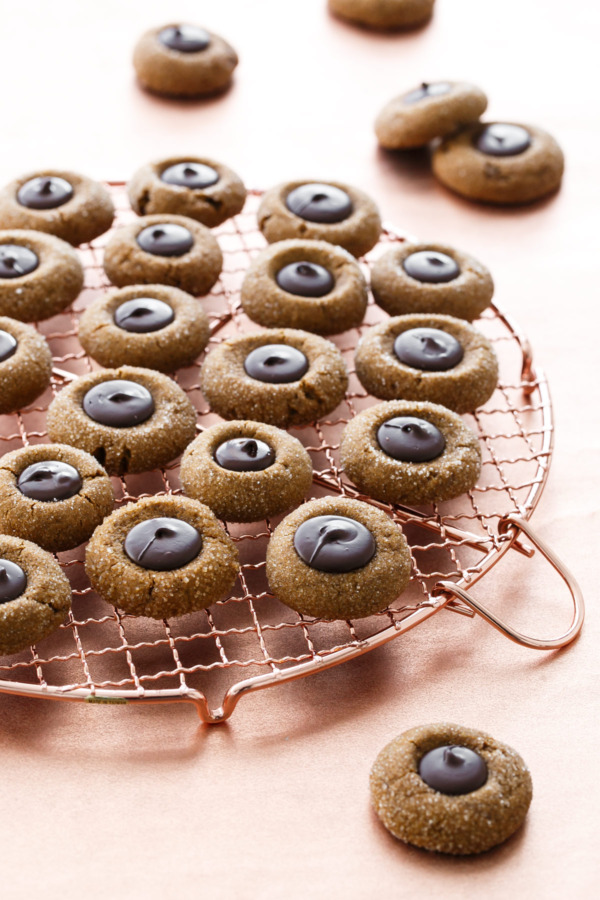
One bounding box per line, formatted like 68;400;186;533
433;515;584;650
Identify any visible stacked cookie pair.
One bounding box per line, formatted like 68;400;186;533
376;80;564;204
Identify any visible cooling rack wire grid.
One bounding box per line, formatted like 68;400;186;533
0;185;584;722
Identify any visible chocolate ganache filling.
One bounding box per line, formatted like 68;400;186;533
294;514;376;573
124;517;202;570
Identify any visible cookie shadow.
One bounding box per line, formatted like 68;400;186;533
327;9;433;38
134;76;235;109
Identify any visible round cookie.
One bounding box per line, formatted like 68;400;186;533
354;314;498;412
432;122;565;205
103;214;222;296
370;241;493;321
180;420;313;522
0;230;84;322
0;170;114;246
85;495;239;619
78;284;210;372
241;239;368;334
370;723;533;855
133;24;238;98
128;156;247;228
257;180;381;258
0;316;52;414
329;0;435;29
46;366;197;475
0;444;114;553
375;81;487;149
200;328;349;428
266;496;411;620
0;534;72;657
340;400;481;505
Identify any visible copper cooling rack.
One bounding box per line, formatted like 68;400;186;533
0;185;584;722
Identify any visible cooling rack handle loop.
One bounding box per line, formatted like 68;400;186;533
433;515;584;650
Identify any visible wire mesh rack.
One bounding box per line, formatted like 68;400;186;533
0;185;584;722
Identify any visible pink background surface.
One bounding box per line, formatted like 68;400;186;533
0;1;598;897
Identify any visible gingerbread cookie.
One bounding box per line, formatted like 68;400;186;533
103;214;222;296
241;239;368;334
85;495;239;619
354;314;498;412
370;723;533;855
257;181;381;258
0;534;72;657
46;366;197;475
0;230;83;322
128;156;247;228
180;420;313;522
0;444;114;553
78;284;210;373
340;400;481;505
432;122;565;205
0;170;114;246
329;0;435;30
266;496;411;620
375;81;487;149
133;24;238;98
0;316;52;414
200;328;348;428
370;241;493;321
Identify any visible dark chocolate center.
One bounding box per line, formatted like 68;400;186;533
475;123;532;157
17;176;74;210
0;559;27;603
82;379;155;428
124;517;202;571
0;329;18;363
114;298;175;334
158;25;211;53
419;745;488;795
285;183;353;224
294;514;376;574
17;460;83;502
275;261;335;298
393;327;464;371
214;438;276;472
403;81;453;105
403;250;460;284
244;343;309;384
136;224;194;257
377;416;446;463
160;162;219;190
0;244;39;279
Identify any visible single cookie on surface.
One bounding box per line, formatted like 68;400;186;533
85;495;239;619
133;23;238;98
355;314;498;412
103;214;222;296
200;328;348;428
340;400;481;505
0;230;84;322
0;444;114;553
266;496;411;620
432;122;564;205
257;180;381;258
241;239;368;334
371;241;493;321
0;316;52;414
375;81;487;149
78;284;210;372
180;420;313;522
46;366;197;475
370;723;533;855
0;534;72;657
128;156;247;228
0;171;114;246
329;0;435;30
